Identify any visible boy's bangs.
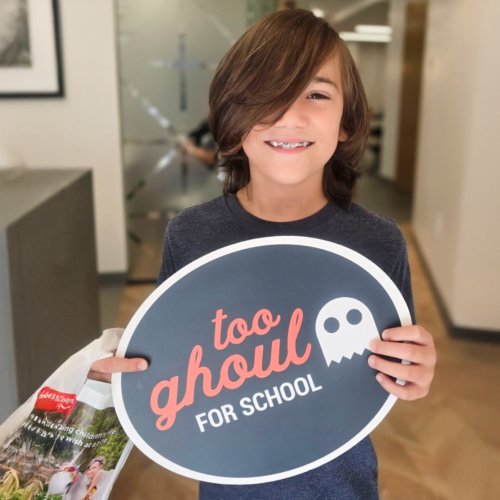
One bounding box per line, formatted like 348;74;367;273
242;26;338;128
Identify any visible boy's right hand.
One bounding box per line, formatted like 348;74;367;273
88;356;148;383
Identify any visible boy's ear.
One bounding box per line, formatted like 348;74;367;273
338;129;348;142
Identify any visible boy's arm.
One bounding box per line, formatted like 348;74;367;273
87;328;436;394
368;326;436;400
88;222;174;383
368;228;436;400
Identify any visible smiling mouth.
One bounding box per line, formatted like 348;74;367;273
265;140;314;150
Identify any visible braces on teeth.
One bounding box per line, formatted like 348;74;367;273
269;141;310;149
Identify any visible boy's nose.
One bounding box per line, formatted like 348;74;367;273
274;101;308;128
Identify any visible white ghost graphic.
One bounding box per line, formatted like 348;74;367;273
315;297;379;365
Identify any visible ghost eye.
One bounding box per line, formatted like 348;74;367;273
346;309;362;325
324;317;340;334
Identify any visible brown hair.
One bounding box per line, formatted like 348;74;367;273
209;9;370;209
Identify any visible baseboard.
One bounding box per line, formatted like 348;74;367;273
410;230;500;343
451;326;500;342
99;272;127;285
126;277;157;286
99;273;157;287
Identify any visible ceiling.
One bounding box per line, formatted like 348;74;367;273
298;0;389;32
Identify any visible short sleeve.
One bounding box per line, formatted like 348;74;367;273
390;239;415;324
157;226;176;286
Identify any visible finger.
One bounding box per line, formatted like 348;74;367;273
91;357;148;375
381;326;434;346
87;370;112;383
375;373;428;400
368;355;421;383
369;339;431;365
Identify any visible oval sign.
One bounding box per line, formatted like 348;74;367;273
112;236;411;484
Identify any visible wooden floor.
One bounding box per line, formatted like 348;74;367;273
109;225;500;500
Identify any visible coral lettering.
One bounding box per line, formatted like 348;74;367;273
150;308;310;431
212;308;281;350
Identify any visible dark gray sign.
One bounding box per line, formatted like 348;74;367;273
112;236;411;484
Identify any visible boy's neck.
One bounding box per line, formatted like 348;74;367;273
236;183;329;222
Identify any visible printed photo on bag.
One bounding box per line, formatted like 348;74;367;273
0;380;130;500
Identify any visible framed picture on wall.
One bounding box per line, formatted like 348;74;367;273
0;0;63;98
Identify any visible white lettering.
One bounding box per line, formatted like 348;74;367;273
253;392;268;411
280;382;295;401
240;397;255;416
195;404;238;432
240;373;323;416
264;386;283;407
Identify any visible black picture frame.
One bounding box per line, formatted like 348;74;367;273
0;0;64;98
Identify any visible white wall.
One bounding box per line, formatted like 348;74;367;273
347;41;387;116
379;0;406;180
0;0;126;273
413;0;500;330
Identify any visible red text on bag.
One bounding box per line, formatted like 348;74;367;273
35;387;77;416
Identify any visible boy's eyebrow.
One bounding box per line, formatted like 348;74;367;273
311;76;339;90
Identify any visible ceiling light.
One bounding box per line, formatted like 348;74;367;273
355;24;393;35
311;8;325;18
339;32;391;43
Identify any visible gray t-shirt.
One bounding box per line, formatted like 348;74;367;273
158;193;414;500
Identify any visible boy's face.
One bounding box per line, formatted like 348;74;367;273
242;53;346;192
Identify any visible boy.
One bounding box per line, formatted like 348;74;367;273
91;9;436;499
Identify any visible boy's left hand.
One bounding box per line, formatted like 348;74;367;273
368;325;436;400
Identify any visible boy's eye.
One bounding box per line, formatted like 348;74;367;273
307;92;329;100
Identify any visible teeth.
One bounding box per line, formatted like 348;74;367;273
269;140;310;149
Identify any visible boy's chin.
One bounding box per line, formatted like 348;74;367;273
262;172;324;190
